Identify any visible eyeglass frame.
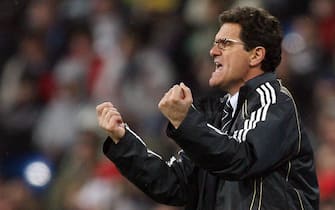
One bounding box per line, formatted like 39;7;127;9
213;38;245;50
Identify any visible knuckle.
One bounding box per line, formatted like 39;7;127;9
171;98;178;103
159;100;167;106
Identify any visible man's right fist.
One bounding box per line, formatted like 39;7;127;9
158;82;193;129
96;102;125;143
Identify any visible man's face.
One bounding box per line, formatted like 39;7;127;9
209;23;251;94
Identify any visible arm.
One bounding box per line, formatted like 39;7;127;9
166;96;298;180
96;102;193;205
103;126;193;205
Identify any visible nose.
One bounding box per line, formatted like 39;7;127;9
209;45;221;57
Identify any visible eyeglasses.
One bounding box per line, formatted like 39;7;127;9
213;38;244;50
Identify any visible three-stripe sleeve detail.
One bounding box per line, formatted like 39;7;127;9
234;82;277;142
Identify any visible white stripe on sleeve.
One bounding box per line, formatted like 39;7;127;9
238;83;277;142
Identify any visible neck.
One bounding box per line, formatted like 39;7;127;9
228;87;240;95
227;68;264;95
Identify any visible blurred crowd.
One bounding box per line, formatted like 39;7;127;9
0;0;334;209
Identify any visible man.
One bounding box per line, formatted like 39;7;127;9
96;7;319;210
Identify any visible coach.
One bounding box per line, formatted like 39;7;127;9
96;6;319;210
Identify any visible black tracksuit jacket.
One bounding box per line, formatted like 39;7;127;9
103;73;319;210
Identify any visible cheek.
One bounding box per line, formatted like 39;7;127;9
232;55;249;71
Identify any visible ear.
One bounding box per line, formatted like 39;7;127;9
249;46;266;67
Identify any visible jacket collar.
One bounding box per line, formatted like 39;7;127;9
241;72;277;94
235;72;277;116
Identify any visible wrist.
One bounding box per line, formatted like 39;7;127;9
170;119;182;129
108;123;127;144
108;133;120;144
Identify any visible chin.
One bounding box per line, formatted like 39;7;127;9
209;79;220;87
208;81;215;87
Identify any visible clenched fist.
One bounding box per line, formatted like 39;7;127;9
96;102;125;143
158;83;193;129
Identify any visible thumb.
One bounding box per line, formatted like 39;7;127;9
180;82;192;101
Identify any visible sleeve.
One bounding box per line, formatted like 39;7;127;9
166;95;299;180
103;125;195;206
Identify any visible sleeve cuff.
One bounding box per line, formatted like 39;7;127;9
166;106;200;139
102;128;135;161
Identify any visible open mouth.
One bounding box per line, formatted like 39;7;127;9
214;61;223;71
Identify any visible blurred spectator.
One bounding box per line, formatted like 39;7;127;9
0;31;49;166
90;0;125;58
313;79;335;208
59;0;92;20
0;0;27;75
24;0;67;66
279;15;324;127
264;0;311;23
33;24;103;162
0;179;40;210
46;129;101;210
25;0;56;31
0;31;51;110
310;0;335;56
120;47;176;134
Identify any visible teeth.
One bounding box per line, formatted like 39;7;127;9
214;62;222;69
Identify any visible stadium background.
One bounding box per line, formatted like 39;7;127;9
0;0;334;209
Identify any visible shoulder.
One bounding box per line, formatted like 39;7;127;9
245;79;296;116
